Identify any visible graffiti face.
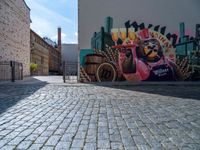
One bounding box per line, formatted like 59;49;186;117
141;39;162;60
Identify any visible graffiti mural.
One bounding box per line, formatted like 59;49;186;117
80;17;200;82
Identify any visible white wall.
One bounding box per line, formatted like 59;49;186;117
62;44;78;62
62;44;78;75
79;0;200;50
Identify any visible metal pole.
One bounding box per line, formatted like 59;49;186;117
63;61;66;83
21;63;23;80
11;61;15;82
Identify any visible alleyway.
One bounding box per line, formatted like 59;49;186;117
0;78;200;150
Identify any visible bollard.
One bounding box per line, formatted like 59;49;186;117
10;61;15;82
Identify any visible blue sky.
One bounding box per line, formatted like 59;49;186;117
25;0;78;44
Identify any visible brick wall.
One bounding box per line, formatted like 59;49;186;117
0;0;30;76
49;46;61;73
30;30;49;76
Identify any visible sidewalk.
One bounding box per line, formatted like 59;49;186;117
1;76;200;87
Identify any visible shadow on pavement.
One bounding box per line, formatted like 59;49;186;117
0;77;47;115
89;82;200;100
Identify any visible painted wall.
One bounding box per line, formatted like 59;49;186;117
79;0;200;49
79;0;200;82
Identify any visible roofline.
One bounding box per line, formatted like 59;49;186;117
30;29;60;51
62;43;78;45
23;0;31;10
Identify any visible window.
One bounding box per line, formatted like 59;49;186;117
41;56;44;64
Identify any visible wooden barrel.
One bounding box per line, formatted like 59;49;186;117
85;54;106;64
84;54;106;82
96;62;117;82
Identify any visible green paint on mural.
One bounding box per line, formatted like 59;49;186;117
80;49;94;66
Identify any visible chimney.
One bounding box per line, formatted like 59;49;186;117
58;27;61;51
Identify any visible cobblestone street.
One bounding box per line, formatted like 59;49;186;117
0;80;200;150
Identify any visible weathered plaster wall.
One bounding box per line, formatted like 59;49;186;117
0;0;31;76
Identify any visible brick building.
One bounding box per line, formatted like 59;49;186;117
30;30;49;75
48;28;61;74
0;0;31;77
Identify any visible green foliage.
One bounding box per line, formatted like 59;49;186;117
30;63;38;72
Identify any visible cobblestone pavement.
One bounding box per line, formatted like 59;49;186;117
0;83;200;150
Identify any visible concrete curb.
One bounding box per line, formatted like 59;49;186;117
1;76;200;86
88;81;200;87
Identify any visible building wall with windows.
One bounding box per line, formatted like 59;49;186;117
49;46;61;73
0;0;30;76
30;30;49;75
48;28;61;74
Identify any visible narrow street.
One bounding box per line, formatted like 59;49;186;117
0;77;200;150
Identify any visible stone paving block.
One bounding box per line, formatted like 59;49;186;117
0;130;12;136
98;140;110;149
25;134;39;141
71;139;85;148
34;136;48;144
121;137;136;147
40;130;54;137
28;144;43;150
74;131;87;139
70;148;82;150
8;136;25;145
32;127;46;134
85;135;97;143
98;132;109;140
41;146;54;150
124;146;138;150
83;142;96;150
1;145;16;150
55;141;71;150
111;142;124;150
16;140;33;149
54;128;65;135
137;144;152;150
79;124;88;131
132;135;147;145
0;139;11;148
4;131;20;139
14;126;28;132
18;129;34;137
60;133;75;142
45;135;61;146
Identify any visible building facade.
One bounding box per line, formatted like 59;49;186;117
62;44;78;75
48;46;61;74
0;0;31;77
79;0;200;82
48;28;61;74
30;30;49;76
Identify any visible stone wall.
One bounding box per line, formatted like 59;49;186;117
0;0;30;76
